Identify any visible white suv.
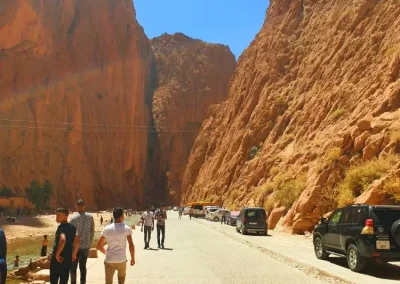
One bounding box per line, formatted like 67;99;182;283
209;209;230;222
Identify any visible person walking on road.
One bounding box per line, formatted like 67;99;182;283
0;228;7;284
50;208;79;284
221;209;227;225
70;199;95;284
97;207;135;284
155;204;167;249
141;206;154;249
178;207;183;220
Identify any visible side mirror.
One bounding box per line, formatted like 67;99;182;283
321;218;328;224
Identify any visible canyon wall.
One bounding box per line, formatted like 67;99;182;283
151;33;235;204
182;0;400;232
0;0;156;209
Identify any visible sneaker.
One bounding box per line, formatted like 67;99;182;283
161;245;164;249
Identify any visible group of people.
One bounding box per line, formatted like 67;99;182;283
140;204;168;249
0;200;173;284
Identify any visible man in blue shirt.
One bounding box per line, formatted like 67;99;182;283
0;228;6;284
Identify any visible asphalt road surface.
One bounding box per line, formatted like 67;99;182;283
86;211;327;284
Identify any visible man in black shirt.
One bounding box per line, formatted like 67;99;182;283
50;208;79;284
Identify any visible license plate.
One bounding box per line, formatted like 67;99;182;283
249;222;257;225
376;240;390;250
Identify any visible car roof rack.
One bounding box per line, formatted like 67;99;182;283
347;204;369;207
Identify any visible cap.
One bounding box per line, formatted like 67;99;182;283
77;199;85;205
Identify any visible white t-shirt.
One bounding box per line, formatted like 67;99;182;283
101;223;132;263
141;211;154;227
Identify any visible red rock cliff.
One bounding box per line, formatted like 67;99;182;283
0;0;156;209
182;0;400;232
151;33;236;204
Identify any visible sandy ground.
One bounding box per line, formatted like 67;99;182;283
0;211;117;242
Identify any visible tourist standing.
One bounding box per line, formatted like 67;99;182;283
41;235;48;256
221;209;227;225
50;208;79;284
155;204;167;249
0;228;6;284
97;207;135;284
100;216;104;226
70;199;95;284
141;206;154;249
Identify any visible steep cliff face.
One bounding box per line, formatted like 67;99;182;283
151;33;236;204
0;0;156;208
182;0;400;232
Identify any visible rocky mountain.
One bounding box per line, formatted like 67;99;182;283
182;0;400;233
151;33;236;204
0;0;156;208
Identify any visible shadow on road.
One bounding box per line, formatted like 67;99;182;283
161;248;173;251
328;257;400;280
148;248;159;251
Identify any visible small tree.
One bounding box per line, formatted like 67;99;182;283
25;180;54;209
0;186;16;197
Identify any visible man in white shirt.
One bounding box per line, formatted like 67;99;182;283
141;206;154;249
97;207;135;284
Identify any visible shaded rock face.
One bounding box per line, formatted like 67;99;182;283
150;33;236;204
0;0;156;209
182;0;400;232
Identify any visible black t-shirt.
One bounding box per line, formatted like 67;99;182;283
52;222;77;262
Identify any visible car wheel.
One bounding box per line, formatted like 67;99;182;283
236;227;240;233
347;244;367;272
264;230;268;236
314;237;329;260
241;226;247;235
213;217;219;222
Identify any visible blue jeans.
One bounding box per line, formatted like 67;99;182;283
0;259;6;284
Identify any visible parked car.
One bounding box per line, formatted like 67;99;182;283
183;206;191;215
313;204;400;272
236;207;268;235
173;206;179;211
209;209;230;222
205;207;220;220
227;211;240;226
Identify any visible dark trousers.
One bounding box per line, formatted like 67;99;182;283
144;226;152;247
70;248;89;284
0;259;6;284
50;259;72;284
157;225;165;247
221;216;226;224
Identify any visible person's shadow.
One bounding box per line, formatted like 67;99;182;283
160;248;173;251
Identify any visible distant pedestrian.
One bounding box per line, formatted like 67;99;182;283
70;199;95;284
41;235;48;256
0;228;6;284
221;209;227;225
13;255;20;268
100;216;104;226
178;208;183;220
154;204;167;249
50;208;79;284
141;206;154;249
97;207;135;284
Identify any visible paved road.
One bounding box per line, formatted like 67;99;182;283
85;212;326;284
197;217;400;284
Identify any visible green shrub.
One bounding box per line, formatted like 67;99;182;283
275;96;289;115
330;109;346;120
337;155;398;206
249;146;260;159
269;166;280;176
318;186;339;212
264;198;275;213
382;177;400;203
274;174;307;209
316;146;341;173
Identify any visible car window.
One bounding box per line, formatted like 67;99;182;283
193;205;203;210
245;209;266;218
329;210;342;225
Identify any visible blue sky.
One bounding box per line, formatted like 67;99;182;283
134;0;270;59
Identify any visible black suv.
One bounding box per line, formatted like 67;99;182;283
236;207;268;235
313;205;400;272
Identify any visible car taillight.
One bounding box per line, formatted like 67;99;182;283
243;217;247;224
361;218;374;235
